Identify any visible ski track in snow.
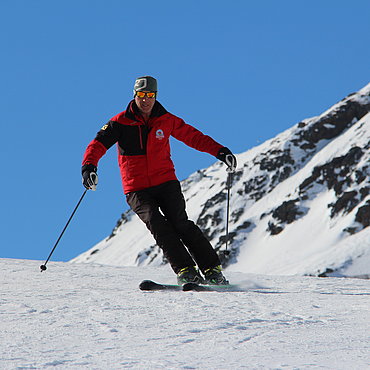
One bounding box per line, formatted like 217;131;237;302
1;259;369;369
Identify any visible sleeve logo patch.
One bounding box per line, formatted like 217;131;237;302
101;124;108;131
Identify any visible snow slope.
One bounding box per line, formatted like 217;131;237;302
1;258;369;369
72;83;370;278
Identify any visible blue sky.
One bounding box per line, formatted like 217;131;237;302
1;0;369;263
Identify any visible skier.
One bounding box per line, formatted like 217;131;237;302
82;76;237;285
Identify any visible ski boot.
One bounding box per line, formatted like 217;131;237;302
177;266;205;285
204;265;229;285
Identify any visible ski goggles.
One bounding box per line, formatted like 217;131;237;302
135;91;156;98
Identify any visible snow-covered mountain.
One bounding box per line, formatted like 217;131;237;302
72;83;370;277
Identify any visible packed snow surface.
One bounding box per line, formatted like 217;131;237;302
1;258;369;369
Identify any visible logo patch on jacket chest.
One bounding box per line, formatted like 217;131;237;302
155;129;165;140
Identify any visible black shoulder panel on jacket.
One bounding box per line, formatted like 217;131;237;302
95;120;121;149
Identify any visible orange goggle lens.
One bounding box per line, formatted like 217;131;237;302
136;91;156;98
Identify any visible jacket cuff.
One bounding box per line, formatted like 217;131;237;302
81;164;97;175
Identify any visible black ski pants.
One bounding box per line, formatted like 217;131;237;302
126;180;221;274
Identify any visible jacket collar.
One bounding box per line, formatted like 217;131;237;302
124;100;168;122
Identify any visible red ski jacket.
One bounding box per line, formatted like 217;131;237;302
82;100;223;194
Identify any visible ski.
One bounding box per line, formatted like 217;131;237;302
139;280;182;291
139;280;240;292
182;282;240;292
182;282;213;291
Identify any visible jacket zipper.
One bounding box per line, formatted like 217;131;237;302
139;124;152;187
138;125;144;150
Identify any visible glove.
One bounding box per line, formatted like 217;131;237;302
82;164;98;191
216;147;237;172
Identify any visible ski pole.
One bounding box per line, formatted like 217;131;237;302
40;189;88;272
224;167;234;256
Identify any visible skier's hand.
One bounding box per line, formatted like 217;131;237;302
216;147;237;172
82;164;98;191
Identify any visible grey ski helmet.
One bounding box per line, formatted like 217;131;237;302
133;76;157;94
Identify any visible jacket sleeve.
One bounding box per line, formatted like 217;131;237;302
171;117;223;157
82;120;121;166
